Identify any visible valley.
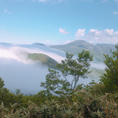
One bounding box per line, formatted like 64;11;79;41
0;41;108;93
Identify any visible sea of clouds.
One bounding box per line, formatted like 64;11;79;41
0;45;64;64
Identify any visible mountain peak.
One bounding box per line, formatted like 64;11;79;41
32;43;46;46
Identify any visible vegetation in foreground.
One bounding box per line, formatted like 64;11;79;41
0;45;118;118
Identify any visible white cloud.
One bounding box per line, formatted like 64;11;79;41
75;29;118;44
0;45;64;64
59;28;69;34
75;29;86;37
105;29;114;35
89;29;100;35
0;46;32;64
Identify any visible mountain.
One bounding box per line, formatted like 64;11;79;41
0;41;115;65
19;43;65;57
51;40;115;62
0;41;108;86
28;53;57;68
0;42;64;66
0;42;13;47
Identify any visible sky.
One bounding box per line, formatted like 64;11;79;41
0;0;118;45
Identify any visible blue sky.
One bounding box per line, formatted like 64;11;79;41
0;0;118;44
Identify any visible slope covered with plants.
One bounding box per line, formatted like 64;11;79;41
0;45;118;118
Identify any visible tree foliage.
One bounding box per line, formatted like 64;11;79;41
41;50;93;96
41;68;71;96
101;45;118;93
57;50;93;90
0;48;118;117
0;78;4;88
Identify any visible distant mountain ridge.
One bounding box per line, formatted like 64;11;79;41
28;53;57;68
0;41;115;63
0;41;111;80
0;42;64;66
51;40;115;62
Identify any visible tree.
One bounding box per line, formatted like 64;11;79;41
41;68;71;96
41;50;92;95
0;78;4;88
101;45;118;93
0;78;15;107
57;50;93;90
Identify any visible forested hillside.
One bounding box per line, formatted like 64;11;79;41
0;45;118;118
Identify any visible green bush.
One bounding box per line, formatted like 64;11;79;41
101;45;118;93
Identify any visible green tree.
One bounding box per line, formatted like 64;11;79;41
0;78;4;88
57;50;93;90
41;68;70;96
0;78;15;107
41;50;92;95
101;45;118;93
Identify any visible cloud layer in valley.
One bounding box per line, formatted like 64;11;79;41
0;45;64;64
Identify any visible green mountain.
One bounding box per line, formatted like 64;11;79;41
51;40;115;62
28;53;57;68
